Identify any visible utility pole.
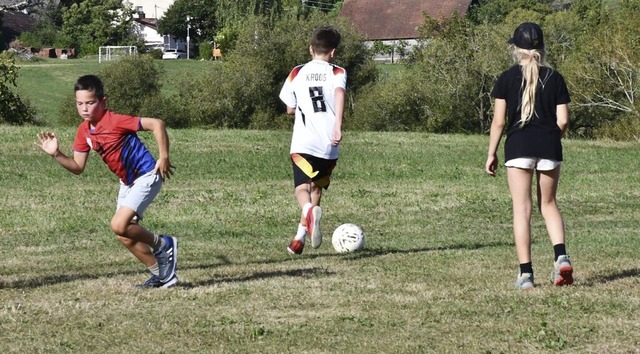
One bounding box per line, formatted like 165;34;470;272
186;16;191;59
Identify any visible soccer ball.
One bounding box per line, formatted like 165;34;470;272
331;223;365;253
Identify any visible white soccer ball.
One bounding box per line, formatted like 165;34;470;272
331;223;365;253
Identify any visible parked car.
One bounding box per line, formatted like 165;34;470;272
162;49;187;59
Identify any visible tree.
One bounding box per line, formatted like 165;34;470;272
59;0;140;55
559;0;640;137
468;0;553;25
157;0;218;42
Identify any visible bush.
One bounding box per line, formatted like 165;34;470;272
0;54;37;125
99;55;164;116
198;42;213;60
595;112;640;141
170;13;376;129
147;49;163;60
57;92;79;126
349;72;428;131
558;1;640;138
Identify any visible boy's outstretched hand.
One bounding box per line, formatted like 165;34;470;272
154;157;175;181
35;131;60;156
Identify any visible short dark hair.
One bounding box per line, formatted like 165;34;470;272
311;27;341;55
74;75;105;101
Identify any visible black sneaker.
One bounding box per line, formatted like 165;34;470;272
154;235;178;282
136;274;178;289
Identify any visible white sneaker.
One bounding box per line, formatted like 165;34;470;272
306;206;322;249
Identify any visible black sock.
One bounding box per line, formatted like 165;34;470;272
519;262;533;275
553;244;567;261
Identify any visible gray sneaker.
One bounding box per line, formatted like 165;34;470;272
515;272;534;290
552;255;573;286
154;235;178;282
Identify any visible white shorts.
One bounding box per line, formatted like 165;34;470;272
116;171;162;220
505;157;562;171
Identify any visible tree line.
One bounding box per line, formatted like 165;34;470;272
1;0;639;140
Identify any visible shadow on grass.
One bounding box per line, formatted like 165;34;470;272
285;239;514;262
0;269;141;290
581;268;640;286
0;241;509;289
178;267;334;288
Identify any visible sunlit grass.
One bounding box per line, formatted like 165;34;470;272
1;126;640;352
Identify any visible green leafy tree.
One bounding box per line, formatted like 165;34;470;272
59;0;141;55
468;0;553;24
158;0;218;42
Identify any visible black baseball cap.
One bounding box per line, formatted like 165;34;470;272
508;22;544;50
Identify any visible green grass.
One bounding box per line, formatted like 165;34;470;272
2;126;640;352
15;58;219;124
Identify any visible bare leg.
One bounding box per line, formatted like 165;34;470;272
537;167;565;245
295;182;323;227
507;167;534;264
111;206;156;267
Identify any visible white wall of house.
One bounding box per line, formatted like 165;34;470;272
133;21;186;52
125;0;175;19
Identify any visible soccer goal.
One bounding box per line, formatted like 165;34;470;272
98;46;138;63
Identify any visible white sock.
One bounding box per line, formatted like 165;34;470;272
148;263;159;276
294;223;307;241
302;202;312;218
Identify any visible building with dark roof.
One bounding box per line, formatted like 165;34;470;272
339;0;476;62
1;10;36;49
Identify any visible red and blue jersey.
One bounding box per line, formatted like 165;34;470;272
73;110;156;186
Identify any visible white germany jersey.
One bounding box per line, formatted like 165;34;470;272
279;59;347;159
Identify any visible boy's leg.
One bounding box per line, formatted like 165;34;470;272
111;206;156;267
294;182;323;225
288;183;312;255
115;171;177;283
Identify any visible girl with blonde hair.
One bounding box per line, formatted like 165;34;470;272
485;22;573;289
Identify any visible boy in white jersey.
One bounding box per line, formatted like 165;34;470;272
279;27;347;255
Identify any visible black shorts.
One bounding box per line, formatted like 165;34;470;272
291;153;337;189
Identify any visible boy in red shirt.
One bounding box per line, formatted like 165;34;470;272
35;75;178;288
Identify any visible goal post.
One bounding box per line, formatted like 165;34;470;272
98;46;138;63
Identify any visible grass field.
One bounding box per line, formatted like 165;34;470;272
15;58;218;124
2;125;640;352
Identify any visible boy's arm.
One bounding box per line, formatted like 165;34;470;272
331;87;345;146
35;131;88;174
140;117;175;181
286;106;296;115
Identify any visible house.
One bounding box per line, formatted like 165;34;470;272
1;10;36;49
129;3;187;52
339;0;476;62
132;15;185;52
125;0;175;20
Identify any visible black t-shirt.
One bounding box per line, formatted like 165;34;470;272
491;65;571;161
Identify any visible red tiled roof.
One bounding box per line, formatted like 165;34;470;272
339;0;474;40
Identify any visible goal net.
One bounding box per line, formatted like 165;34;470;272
98;46;138;63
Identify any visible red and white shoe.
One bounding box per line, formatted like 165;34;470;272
287;239;304;255
306;206;323;249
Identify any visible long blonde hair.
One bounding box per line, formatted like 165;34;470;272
513;47;548;126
